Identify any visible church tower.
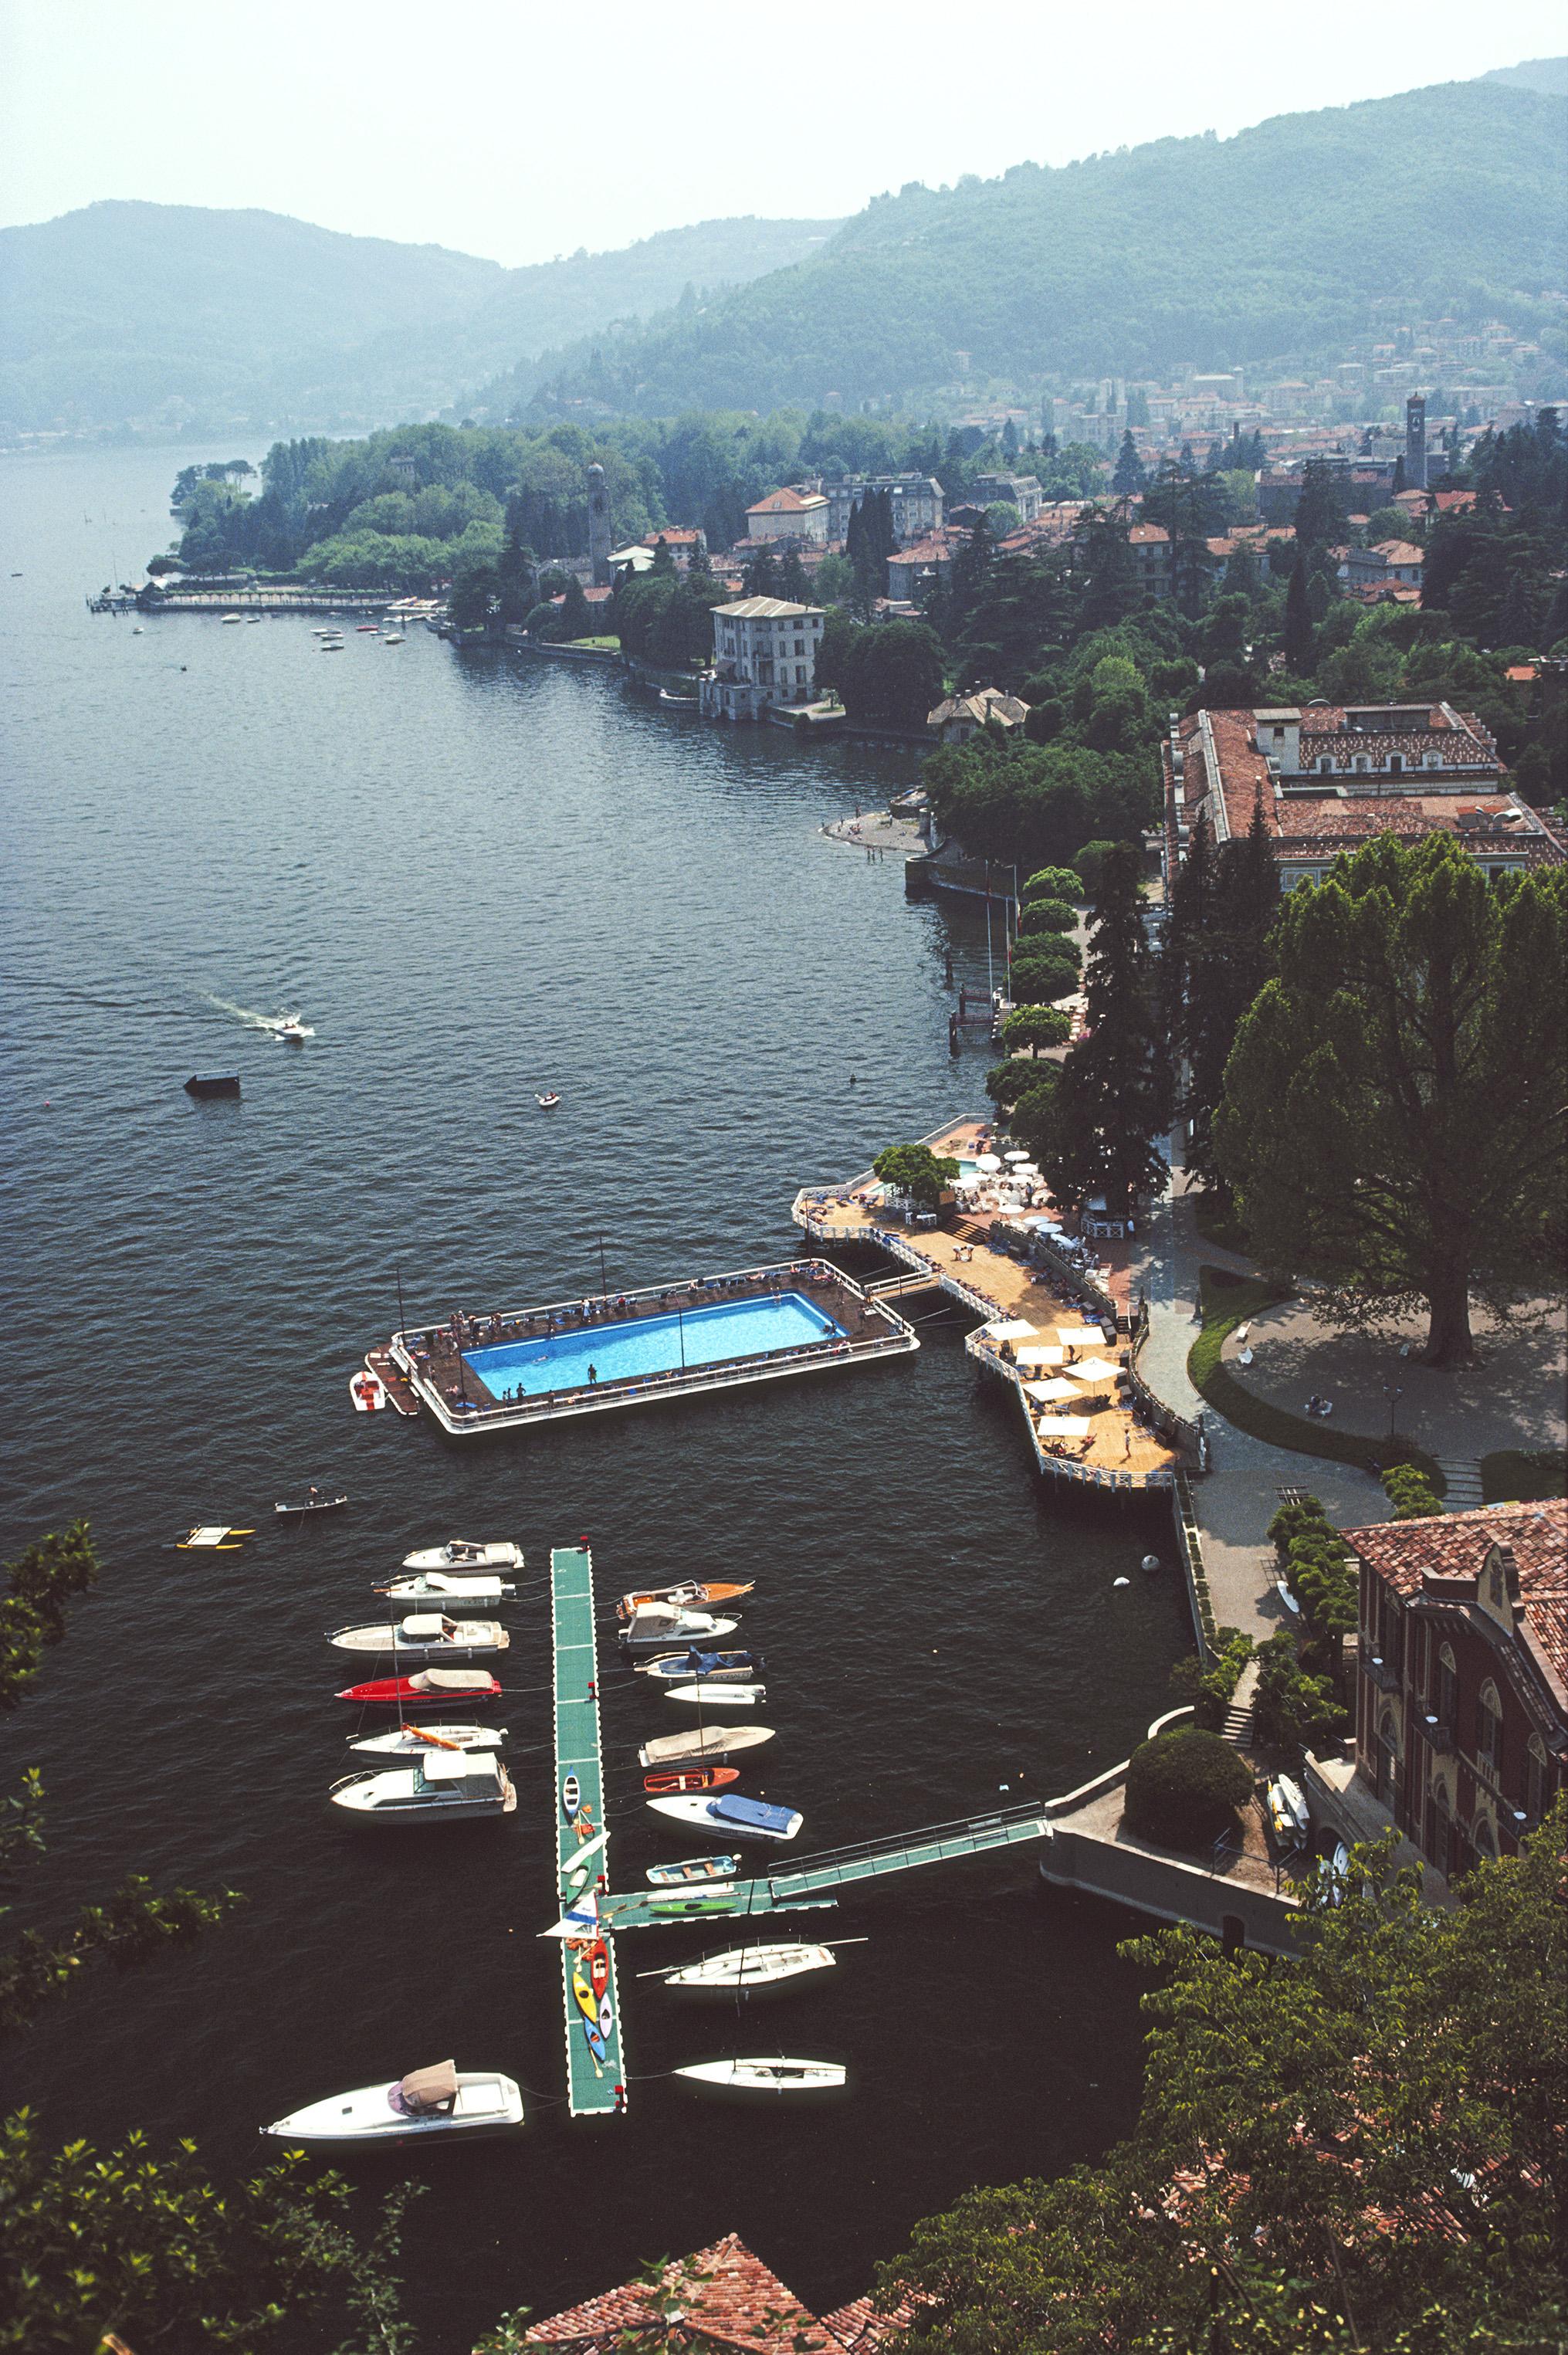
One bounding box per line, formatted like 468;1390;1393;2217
587;463;612;588
1404;393;1427;492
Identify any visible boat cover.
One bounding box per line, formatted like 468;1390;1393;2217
709;1794;797;1834
415;1668;493;1690
400;2060;458;2109
421;1751;498;1785
403;1613;446;1636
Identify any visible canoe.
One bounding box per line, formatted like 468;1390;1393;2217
335;1669;501;1706
348;1723;507;1759
375;1573;516;1604
402;1540;523;1571
645;1854;740;1886
643;1767;740;1796
616;1580;754;1619
656;1943;838;1994
648;1793;801;1844
664;1683;766;1709
262;2063;524;2144
635;1648;763;1682
673;2059;845;2096
640;1725;774;1768
330;1616;510;1662
561;1773;581;1822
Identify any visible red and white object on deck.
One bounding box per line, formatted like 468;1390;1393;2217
351;1367;388;1414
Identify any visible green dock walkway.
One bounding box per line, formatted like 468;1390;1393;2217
550;1545;624;2117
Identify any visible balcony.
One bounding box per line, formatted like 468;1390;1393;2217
1359;1638;1400;1694
1421;1715;1455;1755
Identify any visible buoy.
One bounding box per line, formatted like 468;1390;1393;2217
1141;1554;1161;1573
1113;1577;1130;1588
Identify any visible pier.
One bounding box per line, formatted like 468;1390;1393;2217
87;587;405;616
550;1544;625;2119
381;1260;918;1439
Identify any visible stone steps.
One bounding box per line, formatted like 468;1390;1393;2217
1436;1456;1485;1511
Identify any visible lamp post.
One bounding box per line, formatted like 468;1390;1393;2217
1381;1376;1404;1443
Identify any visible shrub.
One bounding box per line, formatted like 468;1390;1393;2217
1022;865;1082;903
1382;1462;1442;1518
1251;1629;1349;1754
1000;1006;1071;1055
1267;1493;1331;1560
1009;944;1080;1005
1018;897;1077;937
1187;1628;1254;1732
1124;1726;1253;1849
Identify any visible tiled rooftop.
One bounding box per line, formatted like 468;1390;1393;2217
1345;1499;1567;1686
526;2235;890;2354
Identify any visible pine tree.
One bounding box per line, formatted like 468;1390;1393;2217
743;546;781;598
1282;554;1315;674
1041;844;1170;1216
1003;417;1021;459
651;535;676;574
777;550;811;604
1183;795;1279;1189
1112;430;1147;496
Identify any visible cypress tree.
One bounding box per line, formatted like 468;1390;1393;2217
1112;430;1147;496
1184;794;1279;1189
1283;555;1315;673
1042;844;1170;1218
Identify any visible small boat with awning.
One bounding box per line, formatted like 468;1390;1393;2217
639;1724;774;1768
329;1615;510;1662
330;1751;516;1823
374;1571;517;1604
336;1668;501;1706
262;2059;524;2145
402;1540;523;1572
619;1607;738;1653
648;1792;801;1844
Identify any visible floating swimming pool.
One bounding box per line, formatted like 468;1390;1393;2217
463;1291;848;1401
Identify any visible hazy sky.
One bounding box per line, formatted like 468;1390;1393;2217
2;1;1562;266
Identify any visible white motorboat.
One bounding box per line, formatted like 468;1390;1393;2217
618;1578;754;1619
222;612;243;624
262;2059;523;2144
673;2058;845;2097
374;1571;516;1604
640;1724;774;1768
274;1017;308;1043
349;1721;506;1759
635;1648;762;1681
330;1751;516;1822
402;1540;523;1572
350;1368;387;1413
619;1608;739;1652
382;632;405;643
652;1943;839;1994
648;1793;801;1843
330;1615;510;1662
664;1682;766;1708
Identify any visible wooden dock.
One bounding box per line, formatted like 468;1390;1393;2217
550;1545;625;2119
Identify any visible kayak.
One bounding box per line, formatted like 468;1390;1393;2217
335;1669;501;1706
587;1940;611;2001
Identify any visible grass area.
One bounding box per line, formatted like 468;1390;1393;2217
567;635;621;652
1188;1266;1445;1491
1191;1191;1251;1258
1481;1448;1568;1504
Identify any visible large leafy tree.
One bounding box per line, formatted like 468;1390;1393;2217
1215;836;1568;1365
879;1811;1568;2355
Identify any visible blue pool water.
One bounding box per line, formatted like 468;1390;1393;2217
463;1289;846;1398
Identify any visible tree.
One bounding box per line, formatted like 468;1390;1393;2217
1022;865;1082;904
1293;458;1348;555
878;1808;1568;2355
1282;553;1315;673
1112;430;1147;496
1215;837;1568;1366
1250;1627;1348;1752
841;621;946;728
558;572;593;639
1071;839;1121;897
1045;843;1170;1215
777;549;811;605
873;1142;959;1208
1123;1725;1252;1847
1000;1006;1072;1054
1173;795;1279;1191
1008;940;1079;1005
1017;896;1076;937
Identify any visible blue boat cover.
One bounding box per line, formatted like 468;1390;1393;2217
708;1794;797;1833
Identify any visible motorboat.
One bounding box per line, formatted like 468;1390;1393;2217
262;2059;523;2145
645;1853;740;1886
382;632;405;644
222;612;243;625
643;1767;740;1795
330;1615;510;1662
665;1682;765;1709
1266;1774;1311;1847
348;1722;507;1760
619;1608;739;1652
648;1793;801;1844
184;1073;241;1099
336;1668;501;1706
673;2059;845;2097
276;1489;347;1520
374;1571;516;1604
330;1752;516;1821
356;624;380;633
536;1092;561;1109
652;1943;839;1994
274;1018;308;1043
321;639;345;651
350;1369;388;1413
175;1523;253;1550
617;1580;754;1619
402;1540;523;1572
640;1724;774;1768
635;1648;762;1682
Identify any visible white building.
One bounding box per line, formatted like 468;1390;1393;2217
745;487;830;544
700;598;825;721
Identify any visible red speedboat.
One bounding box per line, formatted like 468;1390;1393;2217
336;1669;502;1706
643;1766;740;1796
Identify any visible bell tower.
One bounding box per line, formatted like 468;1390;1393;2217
1404;393;1427;492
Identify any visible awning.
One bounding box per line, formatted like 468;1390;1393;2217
1070;1356;1123;1384
1022;1377;1081;1404
1013;1343;1065;1368
1035;1415;1093;1438
401;2060;458;2107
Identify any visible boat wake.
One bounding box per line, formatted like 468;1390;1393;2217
203;996;316;1038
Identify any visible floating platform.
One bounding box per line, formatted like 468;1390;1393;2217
550;1544;624;2118
380;1261;918;1439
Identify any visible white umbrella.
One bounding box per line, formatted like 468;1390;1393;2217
1014;1343;1065;1367
1022;1377;1081;1404
974;1154;1003;1171
1004;1150;1031;1163
1035;1415;1093;1438
1070;1355;1123;1384
985;1319;1037;1343
1055;1324;1104;1347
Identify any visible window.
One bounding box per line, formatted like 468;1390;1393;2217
1377;1712;1400;1807
1319;757;1333;773
1475;1682;1502;1780
1389;754;1404;774
1429;1779;1458;1879
1527;1735;1548;1824
1473;1812;1497;1859
1437;1644;1458;1730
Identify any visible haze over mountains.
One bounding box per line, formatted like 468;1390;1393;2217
3;64;1564;441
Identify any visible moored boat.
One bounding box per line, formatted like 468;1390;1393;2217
535;1092;560;1108
175;1523;253;1550
402;1540;523;1572
664;1682;765;1708
653;1943;839;1994
374;1572;516;1604
336;1668;501;1706
648;1792;801;1844
635;1648;763;1682
673;2058;845;2097
643;1767;740;1795
619;1608;739;1652
351;1368;388;1413
329;1615;510;1662
276;1489;347;1519
645;1853;740;1886
262;2060;523;2145
348;1722;507;1759
616;1580;754;1619
640;1724;774;1768
330;1753;516;1822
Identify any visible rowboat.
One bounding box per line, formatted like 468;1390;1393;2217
276;1490;347;1519
673;2059;845;2097
635;1649;764;1682
652;1943;839;1994
648;1793;801;1844
645;1854;740;1886
330;1754;516;1822
348;1723;506;1759
401;1540;523;1572
665;1683;766;1709
351;1369;387;1413
262;2061;523;2145
175;1524;254;1551
616;1580;754;1619
561;1773;581;1822
374;1572;516;1604
639;1725;774;1768
619;1609;739;1652
536;1092;561;1109
643;1767;740;1796
329;1615;510;1662
335;1669;501;1706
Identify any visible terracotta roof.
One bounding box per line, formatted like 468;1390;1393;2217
1128;522;1170;545
1344;1499;1567;1688
1507;665;1539;683
715;598;821;619
645;527;703;545
747;488;826;515
527;2235;839;2354
1370;540;1424;565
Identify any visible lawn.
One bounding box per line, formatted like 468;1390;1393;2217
1190;1191;1251;1259
567;635;621;652
1188;1267;1445;1491
1481;1449;1568;1504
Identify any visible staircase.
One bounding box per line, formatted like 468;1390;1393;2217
1435;1457;1485;1511
1220;1657;1260;1751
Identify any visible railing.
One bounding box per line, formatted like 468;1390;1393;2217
965;1330;1177;1497
1358;1638;1400;1694
1172;1470;1218;1661
1127;1284;1209;1469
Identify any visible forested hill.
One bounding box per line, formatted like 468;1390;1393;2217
0;203;840;435
529;78;1568;417
1482;56;1568;95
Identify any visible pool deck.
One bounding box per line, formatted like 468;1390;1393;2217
381;1260;919;1438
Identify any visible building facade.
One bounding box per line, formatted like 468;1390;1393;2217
745;487;830;544
809;474;945;541
699;596;825;720
1346;1500;1566;1886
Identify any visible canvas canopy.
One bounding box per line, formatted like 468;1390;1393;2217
400;2060;458;2108
1035;1415;1093;1439
1013;1344;1065;1368
1022;1377;1081;1404
416;1668;492;1690
1070;1357;1123;1384
421;1750;496;1784
403;1614;445;1637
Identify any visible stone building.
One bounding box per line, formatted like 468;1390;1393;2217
699;596;825;720
745;486;830;544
